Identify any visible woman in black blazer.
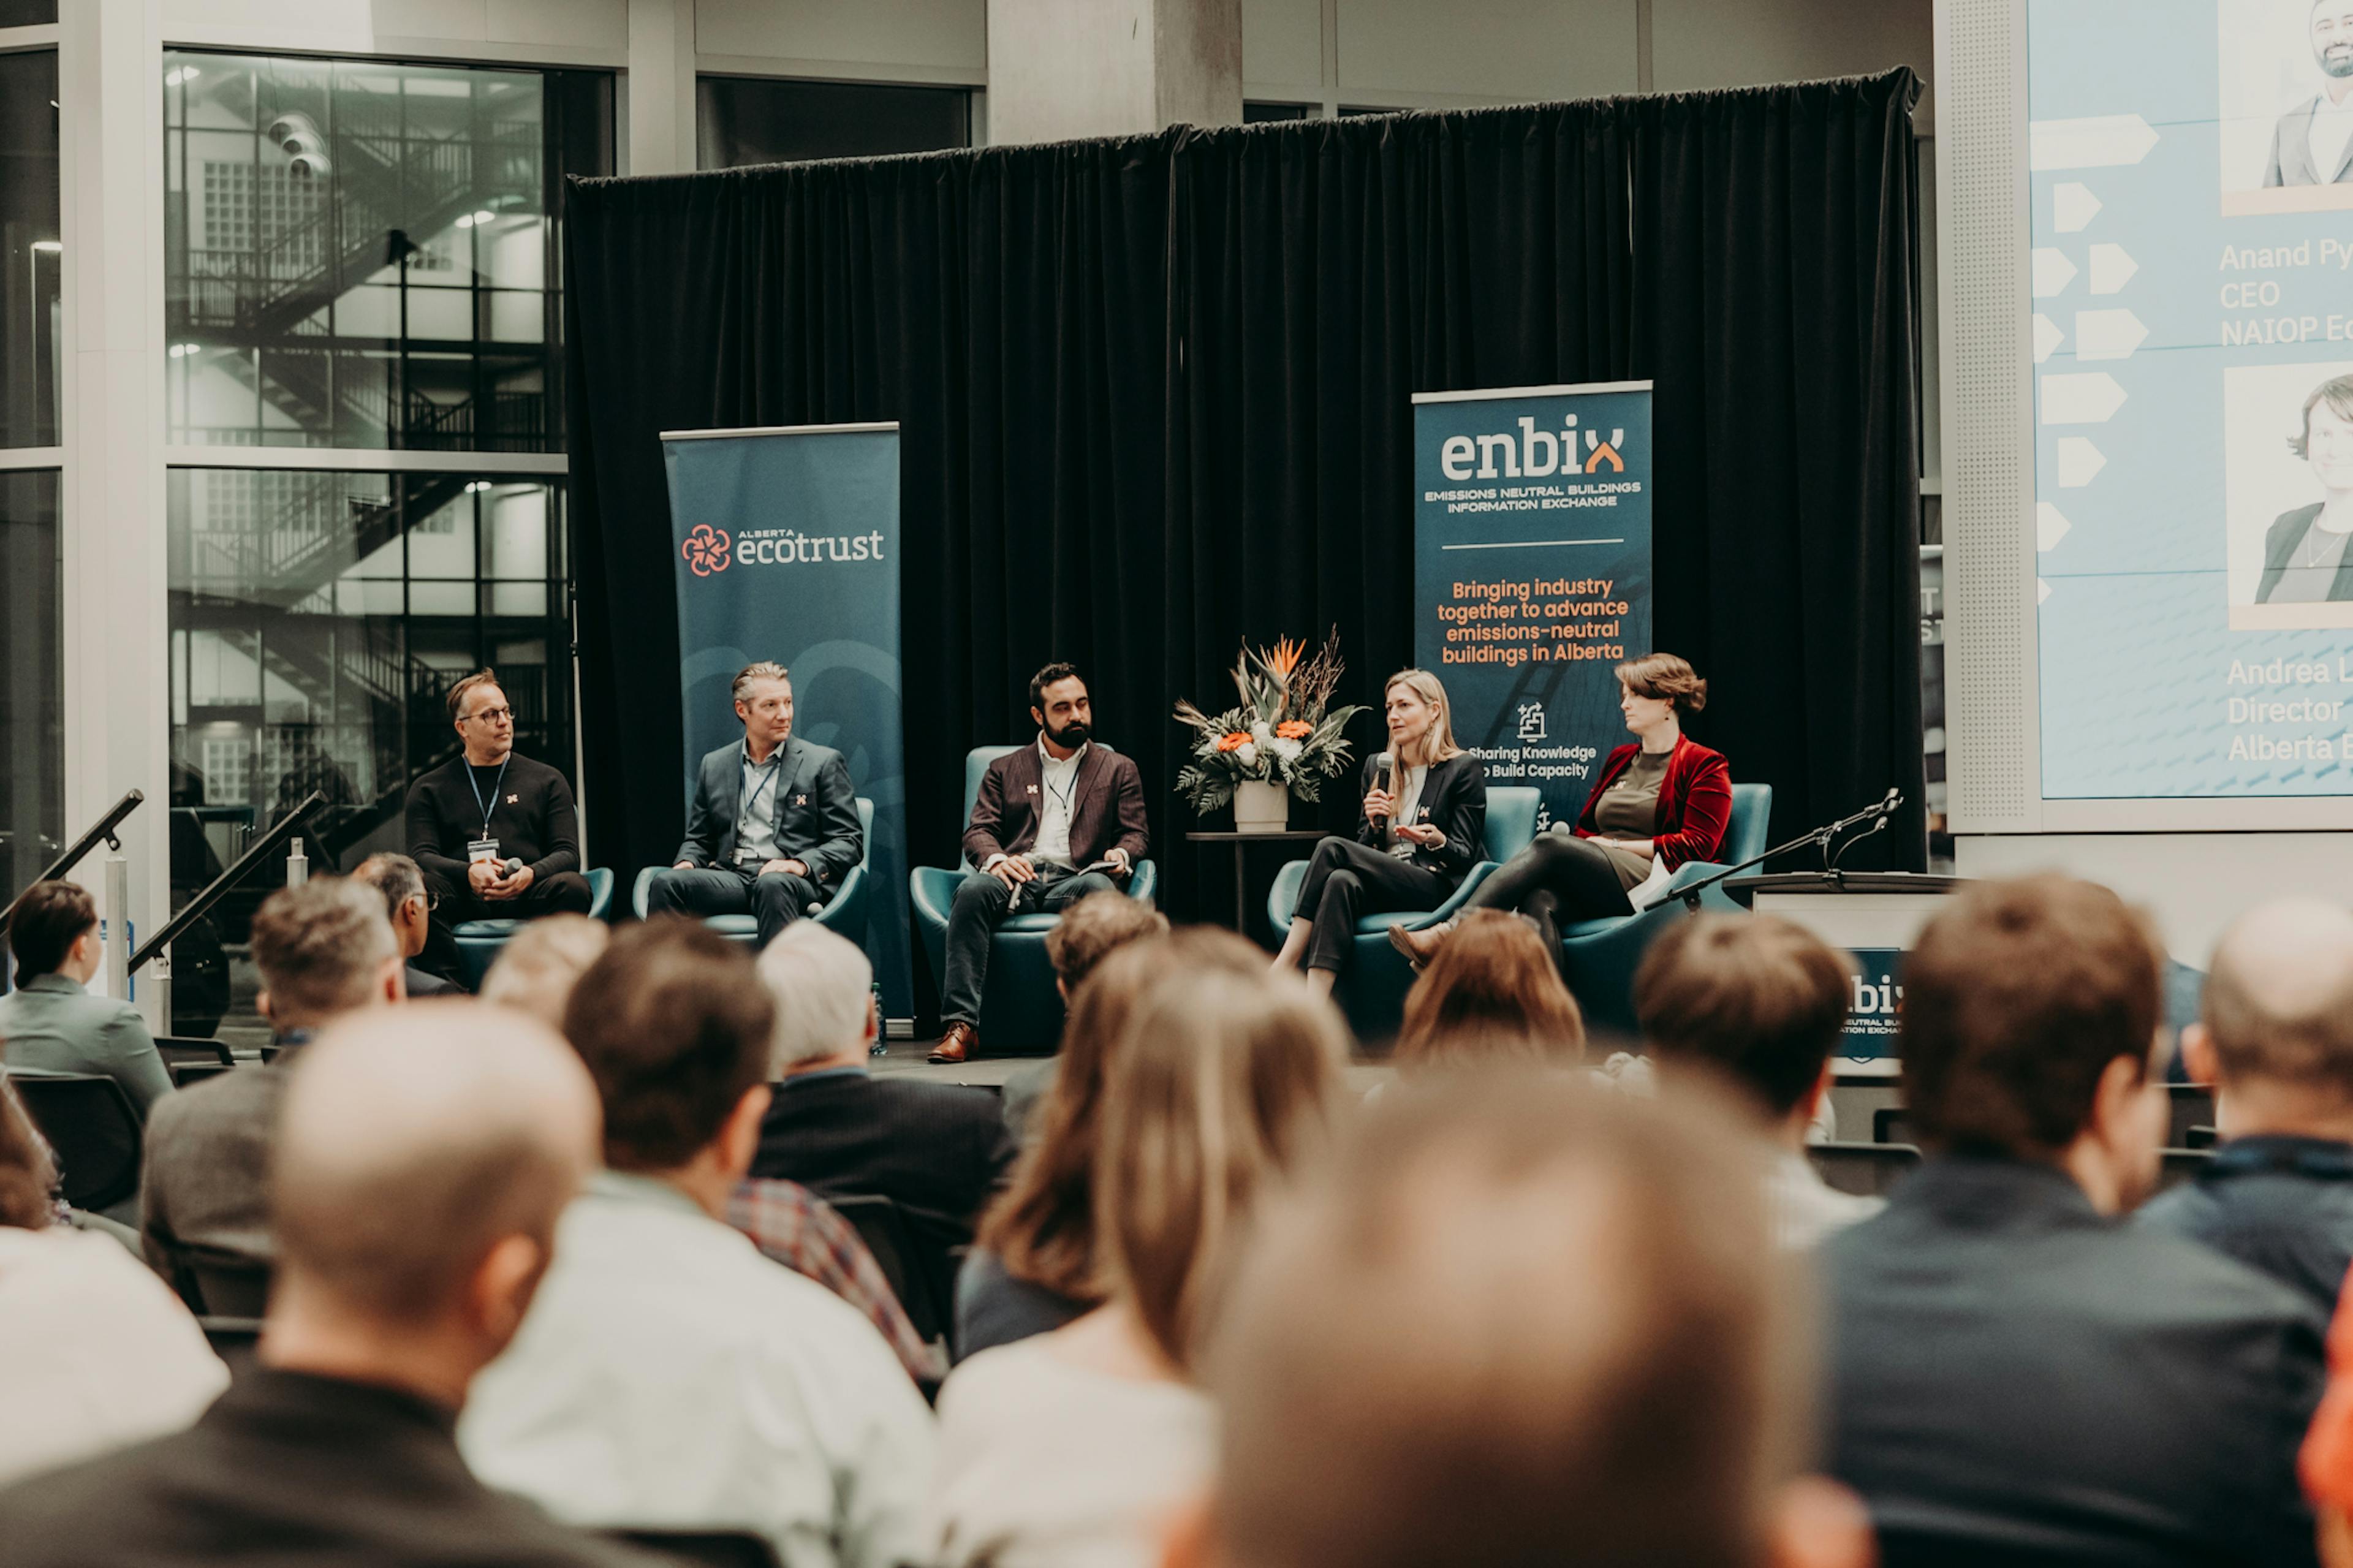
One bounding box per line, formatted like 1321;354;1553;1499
1271;669;1487;993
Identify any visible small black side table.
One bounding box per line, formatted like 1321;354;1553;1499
1185;829;1329;934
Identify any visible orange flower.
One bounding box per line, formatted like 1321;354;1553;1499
1275;719;1313;739
1262;637;1305;678
1216;731;1252;752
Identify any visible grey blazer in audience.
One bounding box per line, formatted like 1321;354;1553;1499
2139;1134;2353;1314
140;1060;289;1272
1825;1154;2327;1567
0;973;174;1119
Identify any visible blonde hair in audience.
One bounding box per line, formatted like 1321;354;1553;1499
480;915;611;1030
979;928;1262;1302
1394;909;1586;1072
1095;959;1349;1371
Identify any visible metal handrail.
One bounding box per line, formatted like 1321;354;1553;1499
0;790;146;939
128;790;324;974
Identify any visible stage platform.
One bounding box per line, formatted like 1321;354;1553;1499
868;1038;1393;1096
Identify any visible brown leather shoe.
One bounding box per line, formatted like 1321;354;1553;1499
1386;920;1452;972
927;1021;979;1064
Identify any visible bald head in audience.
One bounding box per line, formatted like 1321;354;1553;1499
1169;1070;1869;1568
2188;898;2353;1138
262;1002;602;1410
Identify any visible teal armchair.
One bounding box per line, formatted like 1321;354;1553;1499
1262;787;1542;1045
1556;782;1775;1037
631;798;876;946
450;866;614;988
909;748;1159;1053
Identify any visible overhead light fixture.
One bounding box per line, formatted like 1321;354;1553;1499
471;209;495;227
164;66;200;86
453;214;474;229
465;480;492;494
168;342;200;358
29;240;61;254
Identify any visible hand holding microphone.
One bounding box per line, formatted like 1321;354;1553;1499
1365;751;1395;828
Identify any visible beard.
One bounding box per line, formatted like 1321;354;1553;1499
2324;40;2353;77
1048;718;1091;749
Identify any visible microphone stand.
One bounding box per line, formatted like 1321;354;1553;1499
1673;790;1904;912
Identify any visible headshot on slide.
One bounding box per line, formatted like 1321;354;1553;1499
2218;0;2353;213
2225;362;2353;628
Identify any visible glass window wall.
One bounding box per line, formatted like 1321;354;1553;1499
162;53;612;451
1;469;61;909
697;76;972;169
1;48;61;448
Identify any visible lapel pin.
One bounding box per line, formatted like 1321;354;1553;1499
794;794;808;806
506;793;519;805
1026;784;1039;795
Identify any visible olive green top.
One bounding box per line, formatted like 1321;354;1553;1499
1590;748;1670;890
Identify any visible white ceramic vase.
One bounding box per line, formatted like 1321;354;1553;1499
1233;779;1290;835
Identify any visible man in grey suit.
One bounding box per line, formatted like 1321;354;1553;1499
644;661;863;950
1;880;173;1119
141;877;403;1273
2267;0;2353;186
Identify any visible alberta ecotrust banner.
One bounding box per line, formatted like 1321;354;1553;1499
662;423;911;1015
1412;382;1654;834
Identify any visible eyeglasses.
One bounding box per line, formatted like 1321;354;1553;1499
463;705;513;724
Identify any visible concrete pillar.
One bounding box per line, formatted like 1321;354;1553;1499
985;0;1241;146
58;0;170;1018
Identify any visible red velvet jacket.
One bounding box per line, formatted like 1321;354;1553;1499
1573;735;1733;872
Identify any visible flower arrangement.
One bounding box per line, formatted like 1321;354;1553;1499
1173;629;1369;815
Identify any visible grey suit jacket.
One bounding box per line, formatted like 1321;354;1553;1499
2266;96;2353;186
0;974;173;1119
673;735;863;886
140;1059;290;1272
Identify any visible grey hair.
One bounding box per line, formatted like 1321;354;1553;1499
353;852;426;925
732;662;791;703
755;922;874;1072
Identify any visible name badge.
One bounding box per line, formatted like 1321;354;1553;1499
468;838;502;864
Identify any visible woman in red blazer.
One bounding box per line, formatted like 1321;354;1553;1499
1390;653;1732;969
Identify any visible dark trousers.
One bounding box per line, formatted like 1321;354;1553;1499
645;865;821;949
417;867;593;982
941;867;1118;1026
1464;831;1634;959
1290;837;1452;976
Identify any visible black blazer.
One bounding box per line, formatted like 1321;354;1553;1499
1825;1156;2326;1568
675;735;862;885
752;1069;1013;1231
1350;752;1487;884
2256;504;2353;605
0;1367;653;1568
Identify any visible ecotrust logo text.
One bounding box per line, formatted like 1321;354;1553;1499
681;524;888;579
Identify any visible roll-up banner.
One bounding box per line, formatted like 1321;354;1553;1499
662;423;912;1017
1411;382;1654;834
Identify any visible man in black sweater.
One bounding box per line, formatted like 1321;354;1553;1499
406;670;591;983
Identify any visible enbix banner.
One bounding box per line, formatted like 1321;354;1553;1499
662;423;912;1015
1411;382;1655;833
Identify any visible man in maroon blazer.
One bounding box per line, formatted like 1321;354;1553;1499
929;663;1150;1062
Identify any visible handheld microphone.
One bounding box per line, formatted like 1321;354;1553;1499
501;857;526;877
1371;751;1393;830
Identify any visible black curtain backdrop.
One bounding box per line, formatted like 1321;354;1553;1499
566;70;1925;1007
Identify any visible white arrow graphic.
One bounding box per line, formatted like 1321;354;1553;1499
2042;372;2128;423
2029;115;2160;170
2037;577;2053;605
2088;243;2138;295
2033;314;2066;363
2074;309;2148;361
2032;248;2080;298
2056;437;2106;488
2054;182;2102;232
2037;502;2073;552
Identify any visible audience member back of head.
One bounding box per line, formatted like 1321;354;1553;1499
2140;896;2353;1312
1824;873;2328;1568
1637;912;1877;1248
140;876;403;1271
1174;1066;1870;1568
1392;909;1586;1072
0;878;173;1118
0;1002;658;1568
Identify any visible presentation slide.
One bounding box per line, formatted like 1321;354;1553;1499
2029;0;2353;798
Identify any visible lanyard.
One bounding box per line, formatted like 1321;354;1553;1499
1044;764;1077;818
464;754;511;838
743;751;781;830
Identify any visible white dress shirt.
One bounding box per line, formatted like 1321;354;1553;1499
928;1333;1215;1568
738;743;786;865
986;740;1090;871
0;1225;229;1485
1771;1148;1883;1250
2312;91;2353;184
460;1171;935;1568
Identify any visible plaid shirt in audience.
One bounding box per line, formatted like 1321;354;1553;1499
727;1178;944;1384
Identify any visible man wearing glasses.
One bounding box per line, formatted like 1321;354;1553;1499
404;669;593;983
